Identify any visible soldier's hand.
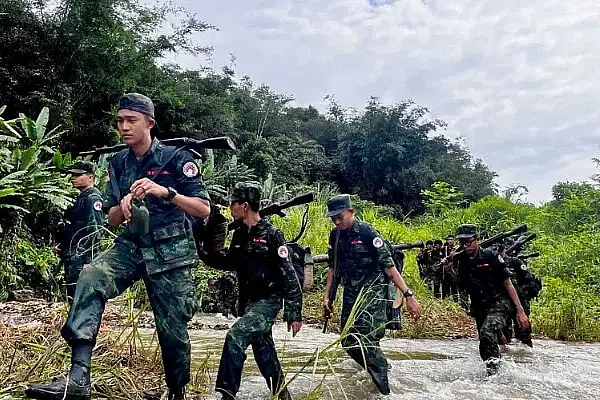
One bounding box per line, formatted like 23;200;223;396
406;297;421;319
516;309;530;330
323;296;333;316
130;178;169;199
120;193;134;221
288;321;302;337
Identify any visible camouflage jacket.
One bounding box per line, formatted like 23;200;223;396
204;218;302;322
105;138;210;274
327;221;395;302
60;187;105;260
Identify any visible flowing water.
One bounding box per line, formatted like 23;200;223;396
175;315;600;399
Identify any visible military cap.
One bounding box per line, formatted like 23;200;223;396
326;194;352;217
229;181;261;204
117;93;155;118
456;224;478;239
434;239;443;246
425;240;433;246
67;161;97;174
445;234;454;240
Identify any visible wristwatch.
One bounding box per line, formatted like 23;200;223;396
403;288;414;298
166;187;178;201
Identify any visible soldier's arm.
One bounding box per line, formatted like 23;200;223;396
202;229;243;271
272;229;302;323
104;157;126;228
169;151;210;219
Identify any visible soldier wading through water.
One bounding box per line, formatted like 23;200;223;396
203;182;303;400
323;194;421;395
452;224;531;375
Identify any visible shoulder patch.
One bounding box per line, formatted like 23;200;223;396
520;264;528;271
182;161;199;178
93;200;103;211
278;245;289;259
373;237;384;249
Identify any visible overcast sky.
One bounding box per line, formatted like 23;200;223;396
168;0;600;204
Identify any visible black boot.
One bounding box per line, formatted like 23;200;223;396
162;386;186;400
278;386;293;400
25;377;91;400
367;369;390;395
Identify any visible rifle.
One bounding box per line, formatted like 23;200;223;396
504;233;537;256
436;224;528;267
227;192;315;231
79;136;237;157
518;252;540;261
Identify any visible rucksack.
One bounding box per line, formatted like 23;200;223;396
285;242;314;292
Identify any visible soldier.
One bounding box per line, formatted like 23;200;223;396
442;235;468;308
26;93;210;400
59;161;104;304
323;194;421;395
416;240;433;285
502;254;541;347
453;224;530;375
203;182;302;400
431;239;447;298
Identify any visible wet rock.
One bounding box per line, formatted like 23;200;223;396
212;324;229;331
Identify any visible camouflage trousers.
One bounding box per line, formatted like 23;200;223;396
215;295;284;398
61;242;196;390
503;299;532;345
341;286;389;393
473;297;512;363
62;253;90;303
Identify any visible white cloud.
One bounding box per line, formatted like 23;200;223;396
169;0;600;203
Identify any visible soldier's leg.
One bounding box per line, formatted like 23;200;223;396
27;245;141;400
433;275;442;298
341;300;389;395
215;296;281;398
251;330;288;397
478;304;510;374
144;266;196;392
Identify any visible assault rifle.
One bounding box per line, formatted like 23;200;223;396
79;136;237;158
518;252;540;261
504;233;537;256
227;192;315;231
433;224;528;271
320;240;424;333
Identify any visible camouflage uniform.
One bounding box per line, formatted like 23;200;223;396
456;246;512;369
60;136;209;391
203;183;302;399
327;219;395;395
60;163;105;301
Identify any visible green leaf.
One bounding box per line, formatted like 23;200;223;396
0;105;6;115
35;107;49;142
0;120;22;138
63;152;72;166
0;203;29;213
0;188;18;198
0;134;19;143
52;151;63;168
20;147;38;171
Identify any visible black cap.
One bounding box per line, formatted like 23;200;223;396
425;240;433;246
434;239;443;246
117;93;155;118
445;235;454;240
229;182;261;204
67;161;96;174
456;224;478;239
326;194;352;217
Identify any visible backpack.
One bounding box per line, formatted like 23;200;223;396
285;242;314;292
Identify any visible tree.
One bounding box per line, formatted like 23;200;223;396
421;181;465;216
